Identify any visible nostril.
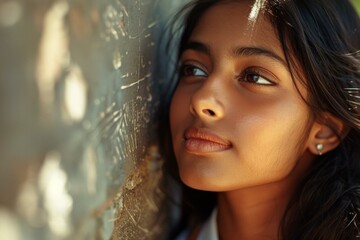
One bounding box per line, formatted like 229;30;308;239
202;109;216;116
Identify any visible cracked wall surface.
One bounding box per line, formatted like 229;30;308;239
0;0;183;239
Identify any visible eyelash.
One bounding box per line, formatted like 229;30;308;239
237;67;276;86
179;63;276;86
179;63;207;78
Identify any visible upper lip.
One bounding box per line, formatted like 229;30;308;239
184;127;232;146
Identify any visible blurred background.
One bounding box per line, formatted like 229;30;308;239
0;0;184;239
0;0;359;240
354;0;360;13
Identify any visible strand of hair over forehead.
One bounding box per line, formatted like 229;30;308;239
246;0;291;39
248;0;265;24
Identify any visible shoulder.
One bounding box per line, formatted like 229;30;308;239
175;229;190;240
174;226;201;240
174;208;218;240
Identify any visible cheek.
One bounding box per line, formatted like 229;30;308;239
169;89;189;136
169;91;181;130
230;103;311;169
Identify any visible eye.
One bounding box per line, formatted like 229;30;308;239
179;63;208;77
238;67;276;86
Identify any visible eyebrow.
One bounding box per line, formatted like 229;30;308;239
183;40;287;67
183;41;211;55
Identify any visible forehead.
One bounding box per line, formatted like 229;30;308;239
189;1;284;58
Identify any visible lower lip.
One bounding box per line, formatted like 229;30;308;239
185;138;232;153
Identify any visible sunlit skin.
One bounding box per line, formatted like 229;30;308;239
169;1;329;239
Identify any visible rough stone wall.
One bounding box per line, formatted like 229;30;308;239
0;0;182;239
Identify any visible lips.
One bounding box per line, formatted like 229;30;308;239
184;127;232;153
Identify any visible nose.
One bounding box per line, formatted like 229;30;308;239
190;85;224;121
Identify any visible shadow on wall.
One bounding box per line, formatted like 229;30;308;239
0;0;184;239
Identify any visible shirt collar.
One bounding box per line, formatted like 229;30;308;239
197;208;219;240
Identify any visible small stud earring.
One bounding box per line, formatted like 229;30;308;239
316;143;324;155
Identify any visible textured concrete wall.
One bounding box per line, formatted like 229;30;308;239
0;0;182;239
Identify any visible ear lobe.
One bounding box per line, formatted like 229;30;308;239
307;113;349;156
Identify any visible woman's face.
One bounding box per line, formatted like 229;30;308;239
170;1;315;191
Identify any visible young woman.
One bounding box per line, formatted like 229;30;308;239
160;0;360;239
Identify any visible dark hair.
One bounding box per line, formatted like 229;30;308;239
160;0;360;239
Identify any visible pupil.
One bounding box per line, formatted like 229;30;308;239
183;66;193;76
247;74;259;82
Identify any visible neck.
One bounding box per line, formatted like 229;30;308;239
216;151;314;240
217;182;293;240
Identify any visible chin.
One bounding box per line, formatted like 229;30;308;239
179;169;214;191
178;168;233;192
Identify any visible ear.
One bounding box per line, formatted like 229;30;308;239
307;113;349;155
